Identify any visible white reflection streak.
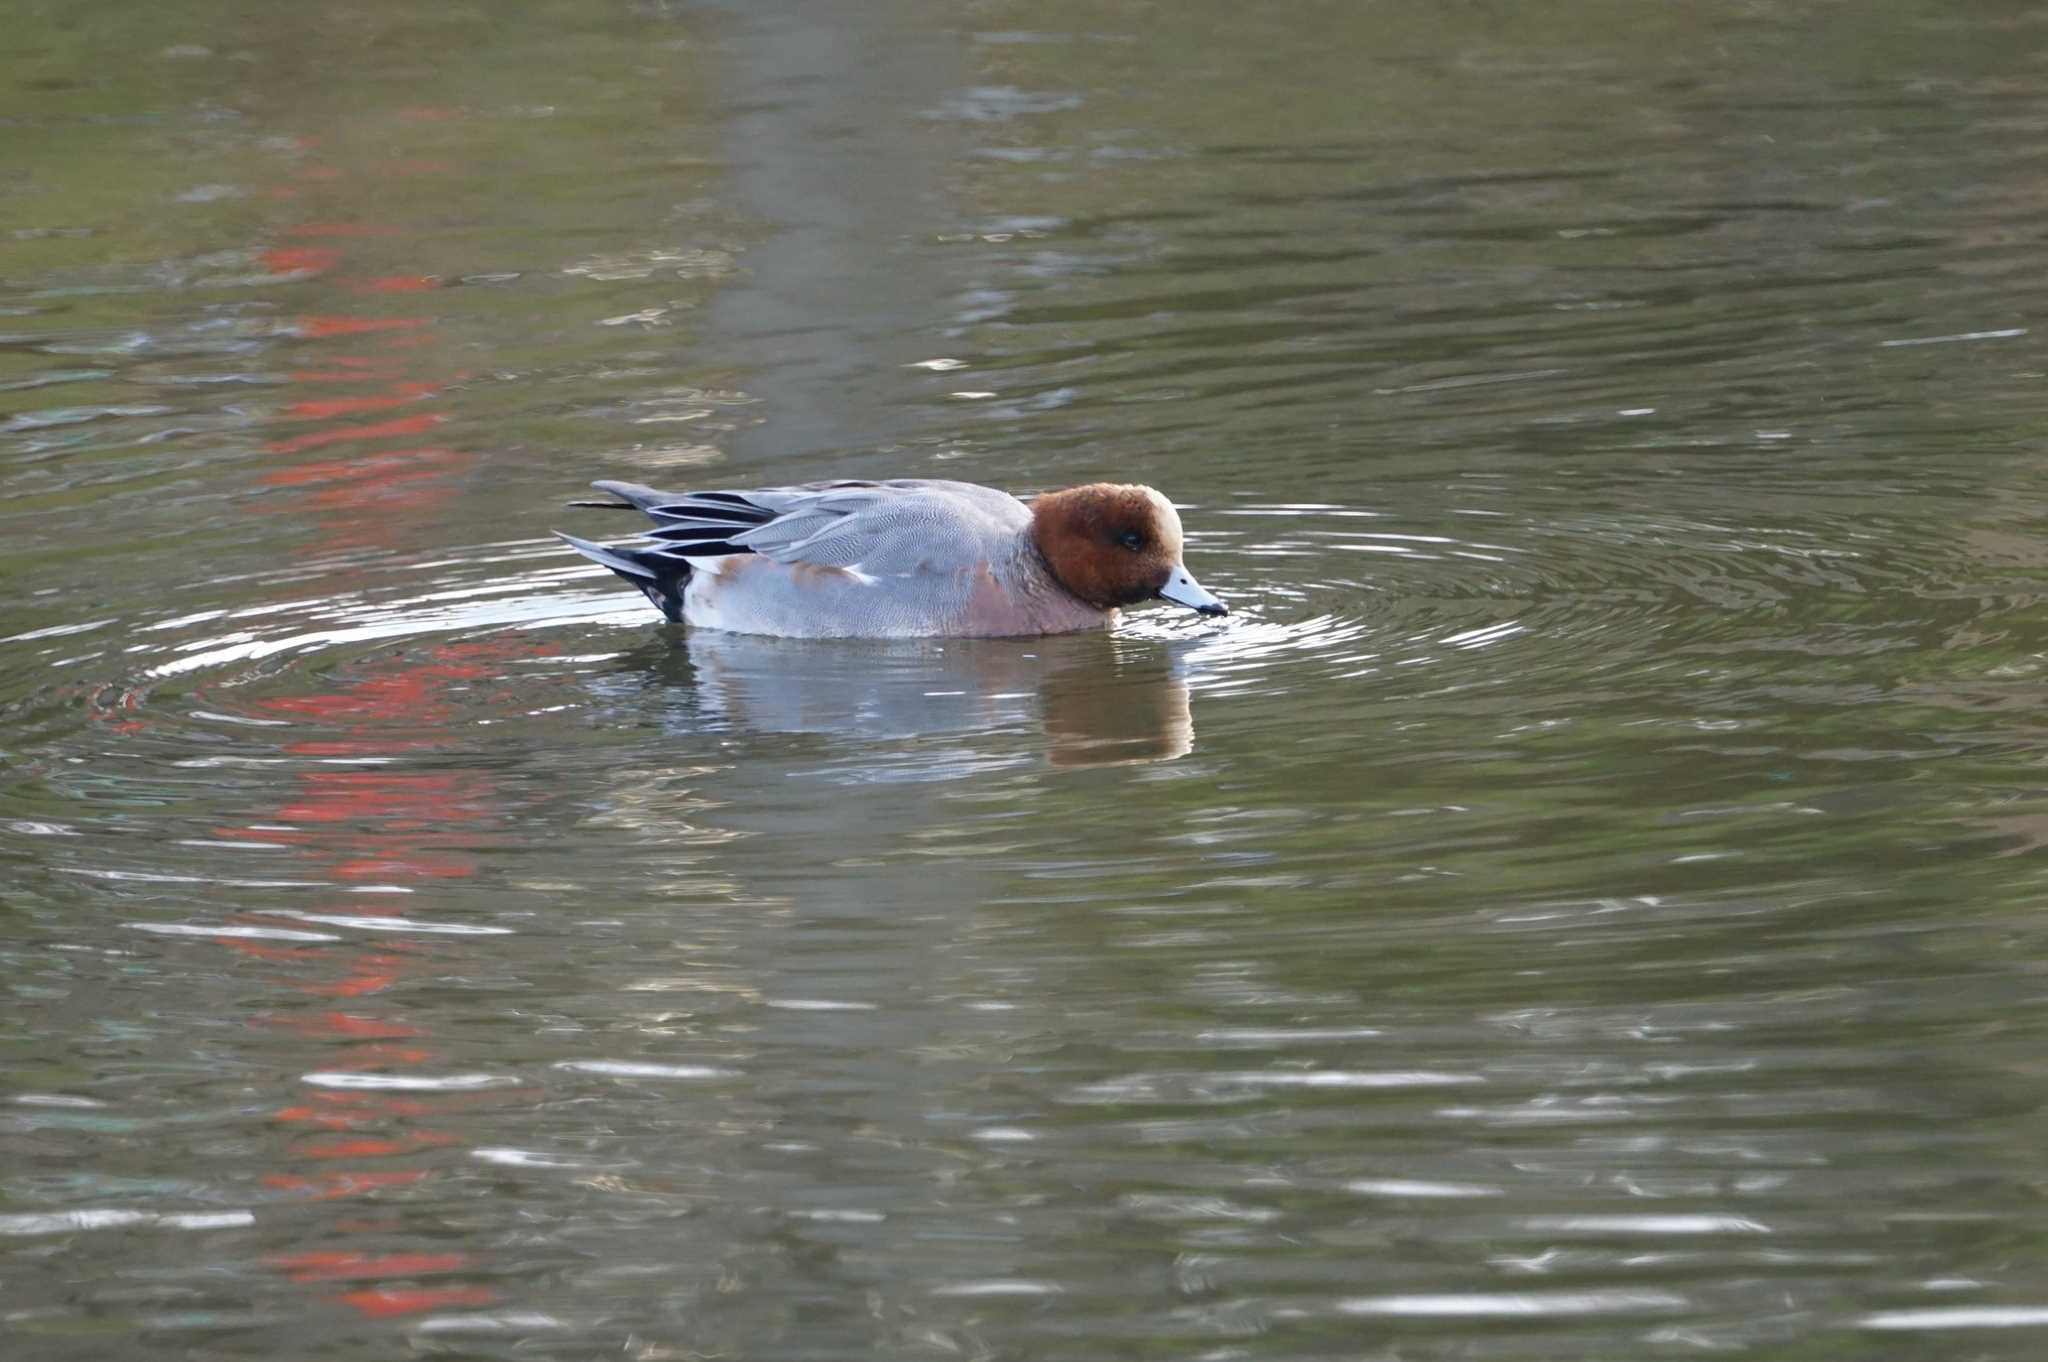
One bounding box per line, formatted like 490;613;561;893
470;1148;600;1168
931;1281;1065;1297
1439;621;1524;649
1346;1178;1505;1198
263;911;513;936
303;1072;514;1090
1225;1070;1484;1088
1879;328;2024;347
1519;1214;1770;1235
1862;1307;2048;1329
552;1060;737;1079
127;923;340;942
69;868;339;889
1195;1026;1383;1043
1;618;114;644
0;1209;254;1236
413;1313;568;1333
145;589;641;678
1338;1290;1688;1317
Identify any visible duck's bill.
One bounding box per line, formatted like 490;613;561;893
1155;567;1228;617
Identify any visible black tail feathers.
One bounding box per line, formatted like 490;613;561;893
553;532;690;624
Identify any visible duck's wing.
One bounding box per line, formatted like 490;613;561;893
578;479;1024;575
729;480;1029;576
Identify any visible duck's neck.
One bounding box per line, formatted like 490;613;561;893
981;539;1115;635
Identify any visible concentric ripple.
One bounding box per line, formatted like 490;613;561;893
9;2;2048;1360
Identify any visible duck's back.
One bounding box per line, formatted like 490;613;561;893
561;477;1108;637
679;480;1089;637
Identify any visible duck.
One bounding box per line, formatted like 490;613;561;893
555;477;1227;638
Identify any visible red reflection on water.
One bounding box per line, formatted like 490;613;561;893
268;412;442;454
339;1286;498;1318
306;463;470;515
275;771;490;825
263;246;342;276
287;388;435;420
259;446;463;490
236;648;547;1311
261;660;489;722
262;1169;429;1200
266;1011;422;1040
232;122;562;1322
295;316;428;339
294;1133;456;1159
321;1042;438;1070
293;1138;414;1160
280;742;433;761
305;968;400;998
275;1091;436;1126
275;1251;468;1282
353;275;439;293
272;1106;363;1131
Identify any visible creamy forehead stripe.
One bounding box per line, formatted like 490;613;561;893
1142;488;1184;547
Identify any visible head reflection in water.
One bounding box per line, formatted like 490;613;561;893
1041;659;1192;766
612;630;1193;769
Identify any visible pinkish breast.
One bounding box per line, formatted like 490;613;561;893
961;566;1113;637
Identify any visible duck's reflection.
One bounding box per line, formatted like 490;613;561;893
602;628;1193;767
1038;649;1193;768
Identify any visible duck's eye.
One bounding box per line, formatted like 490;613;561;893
1116;530;1145;551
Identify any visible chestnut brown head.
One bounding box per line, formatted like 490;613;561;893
1030;483;1226;616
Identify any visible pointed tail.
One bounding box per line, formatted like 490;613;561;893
555;531;689;624
565;479;675;513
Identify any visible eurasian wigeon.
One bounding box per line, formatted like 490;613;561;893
556;477;1227;638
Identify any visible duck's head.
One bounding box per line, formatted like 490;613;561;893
1031;483;1227;617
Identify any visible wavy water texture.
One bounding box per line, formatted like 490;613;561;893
6;3;2048;1361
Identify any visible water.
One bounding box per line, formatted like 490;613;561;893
6;2;2048;1357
